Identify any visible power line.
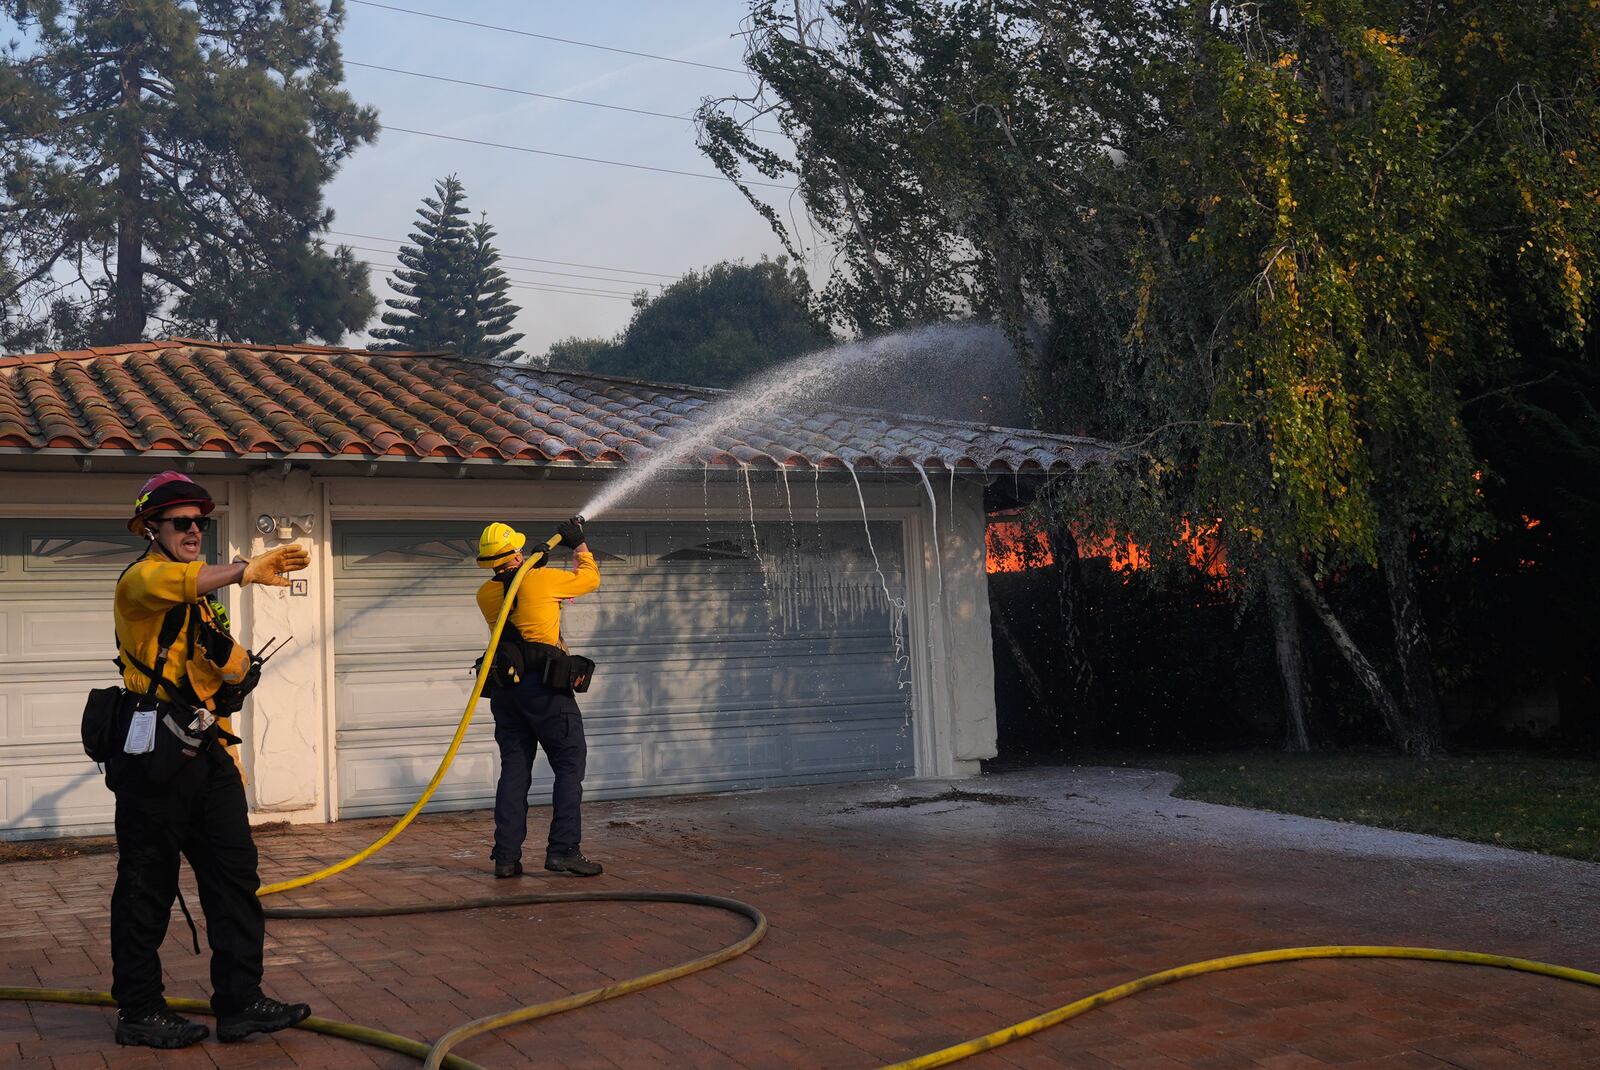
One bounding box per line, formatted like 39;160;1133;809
378;124;794;191
355;258;638;301
339;241;661;289
351;254;638;297
346;0;747;75
355;254;636;295
348;60;785;135
349;61;693;123
326;230;680;280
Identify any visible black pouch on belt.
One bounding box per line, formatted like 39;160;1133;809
524;642;595;694
89;592;184;777
81;687;131;764
557;653;596;694
489;639;529;691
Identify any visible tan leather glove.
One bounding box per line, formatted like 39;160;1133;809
241;545;310;587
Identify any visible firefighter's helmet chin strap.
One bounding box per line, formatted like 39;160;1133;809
497;549;547;575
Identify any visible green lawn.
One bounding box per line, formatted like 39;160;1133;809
1076;751;1600;863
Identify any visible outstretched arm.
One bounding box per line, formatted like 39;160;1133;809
199;546;311;595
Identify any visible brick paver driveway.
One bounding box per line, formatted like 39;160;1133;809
3;766;1598;1069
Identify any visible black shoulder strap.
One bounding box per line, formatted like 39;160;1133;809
495;570;540;652
118;604;190;704
113;547;192;703
494;570;522;614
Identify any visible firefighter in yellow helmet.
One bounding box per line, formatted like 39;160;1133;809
475;517;601;877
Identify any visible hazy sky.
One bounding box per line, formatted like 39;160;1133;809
327;1;800;356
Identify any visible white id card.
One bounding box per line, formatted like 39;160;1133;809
124;709;157;755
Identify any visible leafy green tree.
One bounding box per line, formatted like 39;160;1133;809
702;1;1600;758
561;257;832;388
370;175;525;360
541;334;611;372
0;0;376;348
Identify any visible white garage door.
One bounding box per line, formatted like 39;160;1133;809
332;519;914;816
0;519;216;839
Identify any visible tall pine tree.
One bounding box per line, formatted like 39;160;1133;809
370;176;524;360
0;0;377;348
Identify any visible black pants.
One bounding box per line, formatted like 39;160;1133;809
109;746;265;1018
489;677;586;862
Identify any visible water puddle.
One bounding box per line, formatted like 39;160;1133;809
849;788;1036;811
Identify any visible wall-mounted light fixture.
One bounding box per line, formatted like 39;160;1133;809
256;513;315;542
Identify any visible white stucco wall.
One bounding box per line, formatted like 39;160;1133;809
238;468;328;821
937;482;1001;770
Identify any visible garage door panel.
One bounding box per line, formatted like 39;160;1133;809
336;532;479;573
564;669;645;717
652;730;785;780
569;594;899;644
558;598;648;641
0;518;216;839
333;519;912;815
582;739;649;789
18;526;150;577
4;763;114;832
9;684;103;744
334;601;484;653
648;658;899;713
567;596;772;642
791;722;901;772
337;672;489;731
337;739;498;813
585;697;889;738
18;606;117;657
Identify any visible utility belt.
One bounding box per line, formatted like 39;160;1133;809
477;637;595;697
82;687;241;789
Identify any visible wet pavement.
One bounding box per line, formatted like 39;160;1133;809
2;766;1598;1068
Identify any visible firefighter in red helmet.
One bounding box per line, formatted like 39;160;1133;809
105;471;312;1049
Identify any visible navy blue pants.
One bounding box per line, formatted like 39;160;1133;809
110;746;265;1018
489;677;587;862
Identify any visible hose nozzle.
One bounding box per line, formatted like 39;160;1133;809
542;515;587;551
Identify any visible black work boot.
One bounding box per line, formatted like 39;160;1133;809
217;996;311;1043
544;850;603;877
493;860;523;878
115;1007;209;1049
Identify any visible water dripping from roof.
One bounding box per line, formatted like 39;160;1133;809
913;460;944;613
948;465;958;551
847;461;911;696
740;463;777;640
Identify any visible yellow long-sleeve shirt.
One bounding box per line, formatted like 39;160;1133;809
113;547;241;757
115;548;205;700
476;552;599;650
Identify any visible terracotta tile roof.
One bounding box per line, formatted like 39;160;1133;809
0;339;1105;473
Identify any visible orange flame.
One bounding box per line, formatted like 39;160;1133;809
986;521;1053;572
986;517;1227;577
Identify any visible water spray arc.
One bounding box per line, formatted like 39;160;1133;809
577;322;1013;523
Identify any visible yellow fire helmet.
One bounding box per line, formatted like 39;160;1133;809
476;522;527;568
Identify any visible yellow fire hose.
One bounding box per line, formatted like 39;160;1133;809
5;943;1597;1068
876;945;1600;1070
256;537;559;896
0;986;488;1070
2;532;1597;1067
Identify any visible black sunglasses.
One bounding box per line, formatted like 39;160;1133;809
160;516;212;533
